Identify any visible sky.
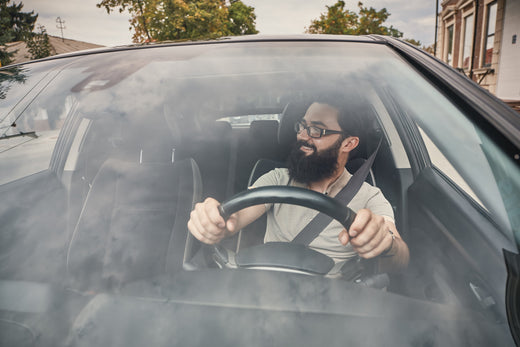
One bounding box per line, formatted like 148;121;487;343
19;0;438;47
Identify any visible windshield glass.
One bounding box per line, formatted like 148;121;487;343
0;40;518;346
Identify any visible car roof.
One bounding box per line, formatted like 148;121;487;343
0;34;385;68
1;34;518;151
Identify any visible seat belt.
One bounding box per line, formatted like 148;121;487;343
291;138;382;246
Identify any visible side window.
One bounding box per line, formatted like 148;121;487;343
377;47;519;238
0;80;77;185
461;13;474;69
445;24;455;66
219;114;280;128
0;96;74;185
417;126;484;207
483;1;497;67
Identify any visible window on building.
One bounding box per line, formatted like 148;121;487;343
462;13;474;69
483;1;497;67
446;24;454;65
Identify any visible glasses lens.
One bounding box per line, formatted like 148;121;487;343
308;126;322;138
295;122;324;138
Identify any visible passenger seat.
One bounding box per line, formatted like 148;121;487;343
66;149;201;291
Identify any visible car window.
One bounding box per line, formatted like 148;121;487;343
219;114;280;128
0;40;518;346
0;62;60;116
0;64;83;184
378;55;520;238
418;126;484;207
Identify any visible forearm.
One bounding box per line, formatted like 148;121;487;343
377;236;409;273
227;204;266;235
188;198;266;245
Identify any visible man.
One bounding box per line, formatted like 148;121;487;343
188;99;409;273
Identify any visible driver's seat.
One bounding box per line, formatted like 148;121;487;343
236;101;377;251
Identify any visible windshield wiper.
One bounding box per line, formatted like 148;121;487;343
0;131;38;141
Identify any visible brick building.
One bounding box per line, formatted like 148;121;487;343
437;0;519;109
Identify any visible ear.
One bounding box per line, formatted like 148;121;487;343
340;136;359;154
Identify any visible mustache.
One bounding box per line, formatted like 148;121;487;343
296;140;317;152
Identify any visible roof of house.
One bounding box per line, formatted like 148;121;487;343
4;35;104;65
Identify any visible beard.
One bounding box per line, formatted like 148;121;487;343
287;138;342;184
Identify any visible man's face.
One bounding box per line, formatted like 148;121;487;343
297;102;344;156
287;102;345;184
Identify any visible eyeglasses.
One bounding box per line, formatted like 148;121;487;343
294;121;346;139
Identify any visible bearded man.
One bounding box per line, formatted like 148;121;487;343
188;99;409;273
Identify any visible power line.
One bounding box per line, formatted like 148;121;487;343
56;17;66;42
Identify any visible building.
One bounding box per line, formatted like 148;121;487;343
437;0;519;108
4;35;104;66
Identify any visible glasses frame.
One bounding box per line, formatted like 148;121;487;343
294;121;346;139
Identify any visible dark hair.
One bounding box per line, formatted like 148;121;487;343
311;93;365;141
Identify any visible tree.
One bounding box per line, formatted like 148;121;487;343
0;0;38;66
0;0;37;41
152;0;230;42
356;2;402;37
306;1;403;38
0;65;26;99
404;38;422;47
227;0;258;36
26;24;53;60
306;0;358;35
97;0;153;41
97;0;258;43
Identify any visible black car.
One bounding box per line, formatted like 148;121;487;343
1;35;519;346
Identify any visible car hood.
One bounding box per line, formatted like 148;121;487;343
67;270;513;346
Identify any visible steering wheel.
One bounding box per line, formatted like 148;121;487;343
210;186;364;278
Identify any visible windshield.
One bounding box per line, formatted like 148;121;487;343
0;40;518;346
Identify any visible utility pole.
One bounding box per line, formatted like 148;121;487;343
56;17;66;42
434;0;439;57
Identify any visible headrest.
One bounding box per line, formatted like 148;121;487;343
113;110;180;164
212;120;232;136
277;100;310;148
250;120;279;138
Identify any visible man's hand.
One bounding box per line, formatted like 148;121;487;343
338;209;395;259
187;198;239;245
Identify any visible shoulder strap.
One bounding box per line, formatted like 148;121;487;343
291;138;382;246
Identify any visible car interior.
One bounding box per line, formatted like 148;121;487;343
0;84;405;276
0;60;516;346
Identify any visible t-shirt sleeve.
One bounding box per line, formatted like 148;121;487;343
251;169;282;188
365;186;395;223
251;167;291;188
250;168;288;211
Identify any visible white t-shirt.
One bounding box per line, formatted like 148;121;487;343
253;168;394;263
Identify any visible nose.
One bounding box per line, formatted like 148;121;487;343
297;127;311;141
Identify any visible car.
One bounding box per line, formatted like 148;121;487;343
0;34;519;346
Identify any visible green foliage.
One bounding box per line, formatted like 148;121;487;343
356;2;402;37
306;1;403;38
0;38;16;67
156;0;230;41
0;65;27;99
26;25;53;60
404;38;422;47
0;0;38;66
97;0;154;41
0;0;38;41
227;0;258;36
306;1;358;35
97;0;258;43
